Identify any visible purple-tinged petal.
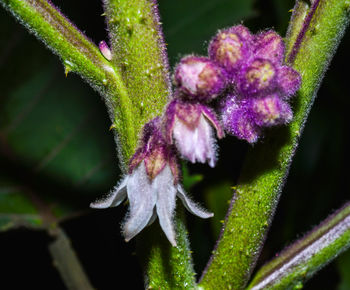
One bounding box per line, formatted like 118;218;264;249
168;151;181;185
173;114;217;167
254;30;285;63
177;185;213;219
164;99;177;144
123;163;157;242
277;66;302;98
154;165;177;246
209;26;253;76
129;147;146;174
90;176;128;208
174;101;202;129
174;56;227;101
238;58;277;97
220;94;261;143
201;105;225;139
144;145;168;181
99;40;112;61
250;94;293;127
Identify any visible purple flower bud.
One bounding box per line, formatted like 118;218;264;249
99;40;112;61
165;99;223;167
277;66;302;98
209;26;253;75
238;58;277;97
254;30;285;63
174;56;227;102
129;117;179;183
219;94;260;143
250;94;293;127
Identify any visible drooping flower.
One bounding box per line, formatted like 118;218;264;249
174;56;227;102
165;98;224;167
91;117;213;246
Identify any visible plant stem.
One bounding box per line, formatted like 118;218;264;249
48;226;94;290
247;202;350;289
103;0;171;163
137;210;196;289
199;1;350;289
0;0;135;165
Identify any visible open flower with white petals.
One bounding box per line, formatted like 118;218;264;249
165;99;224;167
91;117;213;246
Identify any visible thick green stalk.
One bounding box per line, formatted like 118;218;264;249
0;0;134;165
137;211;196;289
199;1;350;289
103;0;171;159
248;202;350;289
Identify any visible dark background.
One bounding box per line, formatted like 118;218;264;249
0;0;349;289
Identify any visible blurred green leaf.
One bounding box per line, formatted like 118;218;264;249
0;176;43;231
0;8;118;229
181;163;203;191
159;0;256;65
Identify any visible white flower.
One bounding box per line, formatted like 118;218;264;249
91;162;213;247
165;99;224;168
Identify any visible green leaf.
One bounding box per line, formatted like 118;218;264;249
159;0;256;65
0;9;118;229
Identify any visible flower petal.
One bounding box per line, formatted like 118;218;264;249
154;165;177;246
177;185;214;219
123;163;157;242
90;176;128;208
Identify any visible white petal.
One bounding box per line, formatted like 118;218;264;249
154;165;177;247
173;115;217;167
177;185;214;219
90;176;128;208
147;209;158;226
123;163;157;242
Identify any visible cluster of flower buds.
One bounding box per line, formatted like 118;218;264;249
91;24;301;246
211;26;301;142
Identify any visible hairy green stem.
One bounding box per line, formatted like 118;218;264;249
199;1;350;289
137;210;196;289
0;0;135;165
248;202;350;289
103;0;171;162
49;226;94;290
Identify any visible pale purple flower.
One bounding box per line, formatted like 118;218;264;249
174;56;227;102
91;118;213;246
165;99;224;167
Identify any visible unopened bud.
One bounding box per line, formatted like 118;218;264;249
174;56;227;102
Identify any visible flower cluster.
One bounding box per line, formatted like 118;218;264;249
91;24;301;246
211;26;301;142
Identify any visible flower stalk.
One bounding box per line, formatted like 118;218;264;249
248;202;350;289
199;1;350;288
